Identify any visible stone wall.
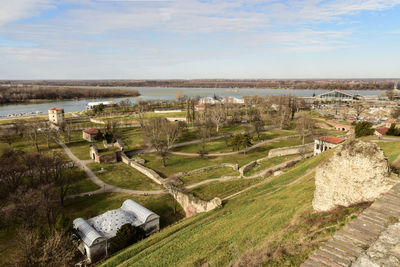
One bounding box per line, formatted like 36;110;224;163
268;143;314;158
168;187;222;217
312;140;399;212
121;153;164;185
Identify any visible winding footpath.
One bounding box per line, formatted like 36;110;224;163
53;137;167;198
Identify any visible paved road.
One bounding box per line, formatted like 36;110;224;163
53;137;166;198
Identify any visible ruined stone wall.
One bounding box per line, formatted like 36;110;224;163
313;140;399;212
268;143;314;158
168;187;222;217
121;152;164;185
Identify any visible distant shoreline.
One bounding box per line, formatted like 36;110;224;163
0;86;140;105
1;79;393;91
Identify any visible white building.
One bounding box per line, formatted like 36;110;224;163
317;90;354;101
314;136;345;156
86;101;115;110
199;96;220;104
48;107;65;125
73;199;160;263
220;96;245;104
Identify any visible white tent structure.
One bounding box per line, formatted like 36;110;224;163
73;199;160;263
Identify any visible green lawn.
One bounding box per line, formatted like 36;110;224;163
67;140;93;160
64;192;184;228
187;177;264;200
244;155;298;177
142;136;312;177
68;177;100;195
180;167;239;185
377;140;400;163
100;148;369;267
87;162;163;191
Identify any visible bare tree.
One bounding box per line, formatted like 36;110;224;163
210;104;226;132
143;118;182;166
196;111;215;157
353;103;367;121
296;113;316;146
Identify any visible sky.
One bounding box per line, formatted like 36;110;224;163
0;0;400;79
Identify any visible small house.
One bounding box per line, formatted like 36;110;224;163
385;120;396;128
83;128;101;142
314;136;345;156
73;199;160;263
374;127;389;138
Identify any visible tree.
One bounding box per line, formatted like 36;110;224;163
143;118;182;166
250;109;264;140
296;114;315;145
387;123;399;136
195;111;214;157
210;104;226;132
109;224;145;254
353;103;367;121
230;133;252;153
355;121;374;137
93;103;105;114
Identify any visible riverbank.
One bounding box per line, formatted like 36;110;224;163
0;86;140;105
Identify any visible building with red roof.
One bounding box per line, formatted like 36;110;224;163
374;127;389;137
314;136;345;156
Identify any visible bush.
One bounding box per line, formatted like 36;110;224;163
386;123;400;136
355;121;374;138
109;224;146;254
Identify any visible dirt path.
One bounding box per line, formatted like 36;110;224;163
53;137;166;198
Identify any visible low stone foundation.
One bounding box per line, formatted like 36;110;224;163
268;143;314;158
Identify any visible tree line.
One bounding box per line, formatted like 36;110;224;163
0;85;140;104
4;79;395;90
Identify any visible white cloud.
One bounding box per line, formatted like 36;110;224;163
0;0;55;27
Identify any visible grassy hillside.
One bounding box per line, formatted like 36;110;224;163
100;149;368;267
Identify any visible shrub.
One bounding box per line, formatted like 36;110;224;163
109;224;146;254
355;121;374;138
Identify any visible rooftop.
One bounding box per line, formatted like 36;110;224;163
375;127;389;136
316;136;345;145
49;107;64;111
83;128;100;135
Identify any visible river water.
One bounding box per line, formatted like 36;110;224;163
0;87;382;117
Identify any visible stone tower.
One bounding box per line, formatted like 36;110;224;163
48;107;65;125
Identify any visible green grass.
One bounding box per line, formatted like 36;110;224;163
187;177;264;201
64;192;184;228
87;162;163;191
100;149;354;267
66;140;93;160
377;140;400;163
68;177;100;195
244;155;298;177
142;136;312;177
180;167;239;185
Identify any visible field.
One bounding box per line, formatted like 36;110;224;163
87;162;163;191
180;167;239;185
100;148;369;267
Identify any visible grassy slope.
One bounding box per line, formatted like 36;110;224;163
100;149;348;267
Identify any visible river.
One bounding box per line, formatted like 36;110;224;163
0;87;383;118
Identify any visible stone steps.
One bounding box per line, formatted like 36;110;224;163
301;183;400;266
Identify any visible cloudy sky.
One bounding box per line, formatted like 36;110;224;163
1;0;400;79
